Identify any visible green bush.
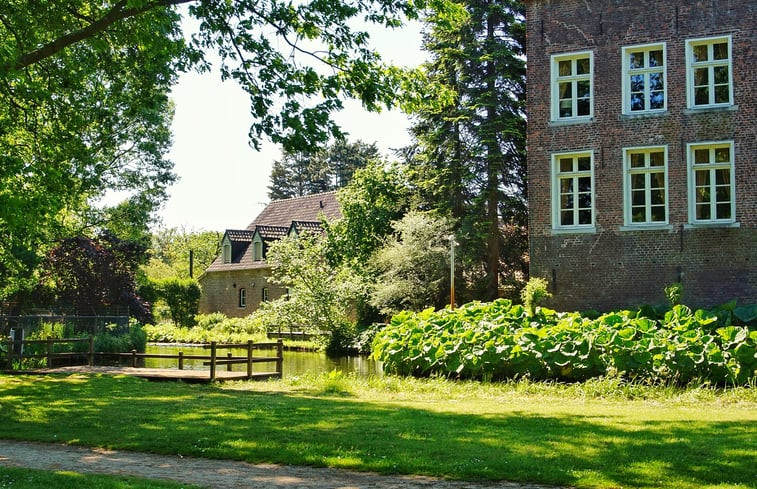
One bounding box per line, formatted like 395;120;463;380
372;299;757;385
150;278;201;327
143;313;267;344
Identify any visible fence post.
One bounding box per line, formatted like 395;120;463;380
178;351;184;370
226;351;233;372
246;340;253;379
6;337;13;370
276;339;283;378
88;336;94;366
209;341;217;381
47;338;53;368
131;349;137;368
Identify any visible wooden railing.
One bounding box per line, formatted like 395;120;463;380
3;337;283;381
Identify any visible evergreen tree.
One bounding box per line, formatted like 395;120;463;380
406;0;527;301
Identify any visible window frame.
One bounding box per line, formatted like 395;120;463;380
222;240;231;263
261;287;269;303
622;43;667;114
687;141;736;225
551;50;594;122
253;239;263;261
685;35;733;109
551;151;596;233
623;146;669;227
238;287;247;308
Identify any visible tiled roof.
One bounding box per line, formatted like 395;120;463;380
203;192;341;275
226;229;255;242
255;225;288;240
246;191;341;229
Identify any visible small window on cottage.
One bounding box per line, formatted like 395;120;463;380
239;288;246;308
686;36;732;108
253;241;262;261
261;287;269;302
222;243;231;263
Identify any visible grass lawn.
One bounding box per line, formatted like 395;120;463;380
0;372;755;489
0;467;201;489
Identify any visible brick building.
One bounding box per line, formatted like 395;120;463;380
525;0;756;310
198;192;340;317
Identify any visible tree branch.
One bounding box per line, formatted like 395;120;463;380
4;0;196;73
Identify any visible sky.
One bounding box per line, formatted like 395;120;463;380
157;15;426;232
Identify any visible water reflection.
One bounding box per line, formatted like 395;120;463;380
144;344;382;377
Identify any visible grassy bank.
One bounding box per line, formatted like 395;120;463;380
0;467;200;489
0;373;755;489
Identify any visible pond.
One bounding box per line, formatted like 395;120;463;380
144;344;383;378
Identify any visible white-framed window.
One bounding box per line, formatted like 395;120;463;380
253;240;262;261
261;287;269;302
624;146;668;226
238;288;246;308
222;241;231;263
551;51;593;121
688;141;735;224
622;43;666;113
552;151;595;231
686;36;733;108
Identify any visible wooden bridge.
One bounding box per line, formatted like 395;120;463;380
2;337;283;383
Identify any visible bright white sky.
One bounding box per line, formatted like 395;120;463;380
158;14;426;232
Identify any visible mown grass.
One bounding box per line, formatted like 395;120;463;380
0;467;201;489
0;372;755;489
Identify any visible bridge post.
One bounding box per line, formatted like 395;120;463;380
209;342;217;381
246;340;253;379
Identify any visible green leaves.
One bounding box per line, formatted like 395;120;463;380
373;299;757;385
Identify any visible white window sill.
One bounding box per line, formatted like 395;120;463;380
684;104;738;114
619;224;674;232
619;110;668;120
684;222;740;229
549;117;595;127
551;226;597;235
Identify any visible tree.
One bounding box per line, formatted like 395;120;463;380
260;232;367;354
370;211;454;316
143;227;222;280
405;0;527;301
40;232;151;323
0;0;420;300
267;140;381;200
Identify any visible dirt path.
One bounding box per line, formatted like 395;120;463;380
0;440;567;489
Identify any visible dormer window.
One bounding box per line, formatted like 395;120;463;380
253;240;262;261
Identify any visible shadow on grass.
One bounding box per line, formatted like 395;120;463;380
0;374;754;489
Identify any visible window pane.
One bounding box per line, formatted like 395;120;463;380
631;174;646;190
715;85;730;104
559;60;572;76
695;169;710;186
559;101;573;118
649;50;663;67
716;185;731;202
630;74;645;92
578;210;592;225
560;178;573;193
715;147;730;163
578;157;591;171
631;93;644;111
561;211;574;226
650;171;665;188
559;81;572;98
577;80;591;99
695;87;709;105
632;190;645;206
629;51;644;69
694;68;709;86
559;158;573;172
716;203;731;219
651;206;665;222
696;204;711;220
630;153;645;168
650;72;663;91
694;149;710;164
560;193;573;210
632;209;646;223
715;168;730;184
576;57;590;75
649;152;665;167
578;176;591;192
714;66;729;84
696;186;710;203
578;192;591;208
650;91;665;109
713;42;728;60
651;189;665;205
577;98;590;116
693;44;708;62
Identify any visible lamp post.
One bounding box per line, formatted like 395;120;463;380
449;235;457;310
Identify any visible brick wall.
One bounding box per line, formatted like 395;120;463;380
526;0;756;310
198;269;286;317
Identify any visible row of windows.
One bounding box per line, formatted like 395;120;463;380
238;287;270;308
551;141;736;232
552;35;733;121
221;240;265;264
